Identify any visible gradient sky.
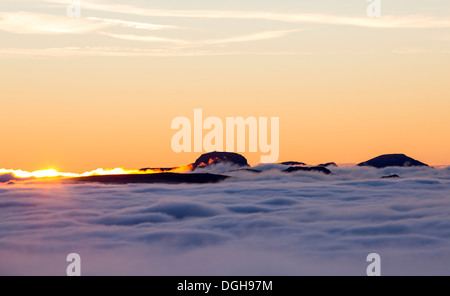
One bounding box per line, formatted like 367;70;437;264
1;0;450;172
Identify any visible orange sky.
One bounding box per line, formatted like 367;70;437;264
1;1;450;172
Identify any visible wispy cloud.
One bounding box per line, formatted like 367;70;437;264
0;11;109;34
43;0;450;29
0;11;181;35
3;1;449;58
100;29;303;46
98;32;185;44
86;17;182;31
201;29;304;45
0;47;313;58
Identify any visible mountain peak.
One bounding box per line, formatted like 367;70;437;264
358;154;428;168
194;152;249;168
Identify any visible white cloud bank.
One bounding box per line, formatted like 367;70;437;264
0;165;450;275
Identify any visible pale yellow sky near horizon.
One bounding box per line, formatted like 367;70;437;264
1;0;450;172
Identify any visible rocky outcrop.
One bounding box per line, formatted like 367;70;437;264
283;166;332;175
381;174;400;179
318;162;338;168
280;161;306;166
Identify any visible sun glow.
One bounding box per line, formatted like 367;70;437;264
0;166;191;180
0;168;77;178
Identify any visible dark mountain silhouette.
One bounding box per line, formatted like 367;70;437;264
194;152;249;168
68;173;229;184
0;173;15;183
284;166;332;175
0;174;32;183
381;174;400;179
226;168;262;174
280;161;306;166
139;167;176;172
358;154;428;168
319;162;338;168
139;152;248;173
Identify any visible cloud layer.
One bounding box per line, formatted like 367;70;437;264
1;165;449;275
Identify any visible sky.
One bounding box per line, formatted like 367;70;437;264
1;164;450;275
1;0;450;172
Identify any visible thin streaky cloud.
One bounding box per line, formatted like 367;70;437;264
202;29;305;45
0;47;231;57
0;11;109;34
2;45;443;58
43;0;450;29
0;47;314;58
0;11;183;35
98;32;186;44
100;29;303;46
86;17;182;31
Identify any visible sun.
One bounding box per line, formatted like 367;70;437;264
0;165;195;181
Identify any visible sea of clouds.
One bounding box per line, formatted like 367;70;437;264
1;164;449;275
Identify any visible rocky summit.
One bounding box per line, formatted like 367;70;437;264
193;151;249;168
358;154;428;168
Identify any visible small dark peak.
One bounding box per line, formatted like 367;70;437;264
194;152;249;168
280;161;307;166
318;162;338;168
358;154;429;168
226;168;262;174
7;181;15;185
0;173;16;183
381;174;400;179
284;166;332;175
